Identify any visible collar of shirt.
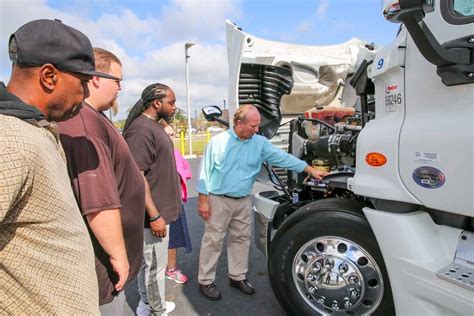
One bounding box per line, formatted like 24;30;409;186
84;100;98;112
229;127;251;143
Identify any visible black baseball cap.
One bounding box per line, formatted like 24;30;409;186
8;19;118;79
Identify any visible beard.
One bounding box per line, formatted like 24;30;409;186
110;98;119;116
157;107;174;121
48;101;84;122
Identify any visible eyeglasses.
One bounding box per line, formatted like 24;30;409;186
102;75;122;83
102;75;122;88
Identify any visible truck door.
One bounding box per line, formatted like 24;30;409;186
398;0;474;216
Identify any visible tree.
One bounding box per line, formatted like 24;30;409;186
171;108;188;134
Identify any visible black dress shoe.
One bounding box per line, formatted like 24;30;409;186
199;283;222;300
229;278;255;295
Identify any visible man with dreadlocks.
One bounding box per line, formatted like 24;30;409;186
123;83;180;316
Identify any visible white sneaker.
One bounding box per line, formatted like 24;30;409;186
136;299;150;316
164;301;176;314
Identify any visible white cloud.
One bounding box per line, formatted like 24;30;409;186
296;20;313;33
159;0;242;43
0;0;240;120
317;0;329;19
112;41;228;120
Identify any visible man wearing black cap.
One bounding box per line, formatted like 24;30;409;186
0;19;114;314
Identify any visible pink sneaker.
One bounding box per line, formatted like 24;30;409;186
166;268;188;284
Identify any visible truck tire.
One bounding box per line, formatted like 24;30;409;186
268;198;395;316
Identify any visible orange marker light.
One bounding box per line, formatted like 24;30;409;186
365;152;387;167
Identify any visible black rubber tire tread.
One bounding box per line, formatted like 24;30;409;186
268;198;395;316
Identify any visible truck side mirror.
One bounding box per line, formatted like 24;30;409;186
202;105;222;120
383;0;473;86
202;105;230;127
383;0;434;23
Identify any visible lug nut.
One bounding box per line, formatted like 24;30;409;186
350;289;360;299
324;258;335;269
349;275;359;284
307;273;316;282
331;301;339;311
468;37;474;43
312;262;322;273
468;72;474;79
317;296;326;306
344;299;353;309
339;263;349;274
308;286;318;294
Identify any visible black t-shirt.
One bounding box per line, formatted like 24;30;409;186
124;114;181;226
58;104;145;305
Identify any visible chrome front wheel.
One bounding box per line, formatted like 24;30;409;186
293;236;384;314
268;199;394;316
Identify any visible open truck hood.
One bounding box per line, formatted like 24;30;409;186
226;20;373;139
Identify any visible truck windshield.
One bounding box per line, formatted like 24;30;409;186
454;0;474;16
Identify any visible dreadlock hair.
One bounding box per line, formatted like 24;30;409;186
123;83;170;133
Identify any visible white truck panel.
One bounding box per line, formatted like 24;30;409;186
398;8;474;216
364;208;473;315
351;29;421;204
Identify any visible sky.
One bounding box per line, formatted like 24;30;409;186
0;0;399;121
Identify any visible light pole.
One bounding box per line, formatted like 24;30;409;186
185;42;194;156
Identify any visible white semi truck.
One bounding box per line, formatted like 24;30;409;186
202;0;473;314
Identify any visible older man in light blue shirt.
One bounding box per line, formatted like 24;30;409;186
197;104;326;300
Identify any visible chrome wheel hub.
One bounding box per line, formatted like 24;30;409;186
292;236;384;314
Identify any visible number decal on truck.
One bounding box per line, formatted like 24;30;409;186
385;85;401;112
377;58;384;69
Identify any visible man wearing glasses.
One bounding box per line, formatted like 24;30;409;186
58;48;147;314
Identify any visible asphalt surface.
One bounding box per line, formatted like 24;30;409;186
124;157;287;316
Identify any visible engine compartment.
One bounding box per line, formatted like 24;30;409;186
265;109;474;232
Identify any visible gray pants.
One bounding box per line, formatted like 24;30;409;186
138;226;170;316
99;291;125;315
198;195;252;285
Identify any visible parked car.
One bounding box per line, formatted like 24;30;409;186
207;126;224;133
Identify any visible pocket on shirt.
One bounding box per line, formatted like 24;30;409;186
213;153;226;167
247;153;262;168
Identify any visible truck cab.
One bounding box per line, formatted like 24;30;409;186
203;1;473;314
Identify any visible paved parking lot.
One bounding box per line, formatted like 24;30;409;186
124;158;287;316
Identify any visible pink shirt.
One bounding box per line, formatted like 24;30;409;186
174;149;192;202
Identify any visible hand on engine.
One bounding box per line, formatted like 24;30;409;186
305;166;329;180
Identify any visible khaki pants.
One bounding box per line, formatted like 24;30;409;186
198;194;252;285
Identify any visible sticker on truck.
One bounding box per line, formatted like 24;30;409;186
384;85;401;112
415;151;440;164
412;166;445;189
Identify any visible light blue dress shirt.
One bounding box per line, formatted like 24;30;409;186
197;129;307;197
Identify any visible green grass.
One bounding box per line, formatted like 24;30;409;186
173;137;209;156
